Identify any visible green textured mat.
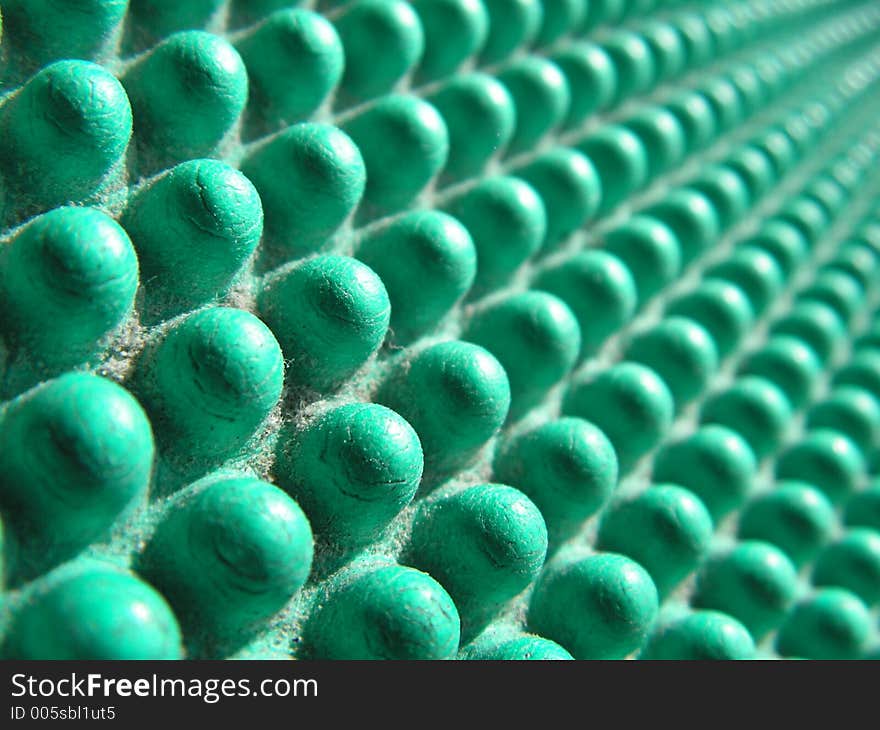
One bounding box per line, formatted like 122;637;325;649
0;0;879;660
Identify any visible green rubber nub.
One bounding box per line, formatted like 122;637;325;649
494;418;618;540
127;0;223;45
597;485;713;597
623;106;686;179
528;552;659;659
645;188;720;268
652;425;757;521
624;317;718;409
0;373;153;579
122;159;262;320
412;0;488;83
806;387;880;457
1;0;127;69
798;271;864;329
5;563;182;660
446;176;546;295
666;280;754;359
845;484;880;531
258;255;390;391
601;30;655;104
274;403;423;546
343;95;448;214
358;211;475;344
533;0;585;46
0;60;132;219
302;565;460;659
738;336;822;410
665;92;716;154
139;475;313;650
725;145;775;202
641;21;685;83
497;57;570;156
776;588;873;660
377;340;510;475
745;220;808;277
833;351;880;402
700;376;792;460
479;0;542;64
738;482;836;568
429;73;515;180
335;0;425;103
774;430;865;505
236;9;342;129
707;247;784;318
405;484;547;628
578;125;648;215
562;362;674;472
515;147;601;249
769;301;845;366
464;291;580;417
688;165;750;231
137;307;283;462
693;541;799;640
604;216;681;307
241;123;365;258
533;250;637;357
123;31;247;169
0;207;137;372
465;633;573;660
640;611;755;660
812;529;880;606
552;42;616;128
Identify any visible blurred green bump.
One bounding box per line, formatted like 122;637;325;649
137;307;283;460
533;250;637;356
0;207;138;370
665;280;753;359
774;430;865;505
334;0;424;102
122;159;263;317
302;565;460;659
552;42;616;127
563;362;674;472
405;484;548;623
429;73;515;180
738;336;822;410
123;31;247;167
274;403;423;546
597;485;713;597
412;0;488;83
464;291;580;416
258;255;390;390
358;211;475;344
641;611;755;661
377;340;510;474
139;475;314;647
6;564;182;660
515;146;601;249
578;125;647;215
494;418;618;539
241;123;365;256
692;541;799;640
0;373;153;578
1;0;127;66
812;529;880;606
528;552;659;659
343;95;448;213
479;0;542;64
497;57;570;156
604;216;681;306
624;317;718;408
776;589;873;660
446;176;545;294
0;60;132;217
236;9;343;125
652;425;756;520
738;483;836;568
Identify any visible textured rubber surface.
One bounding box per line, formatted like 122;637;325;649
1;0;880;660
